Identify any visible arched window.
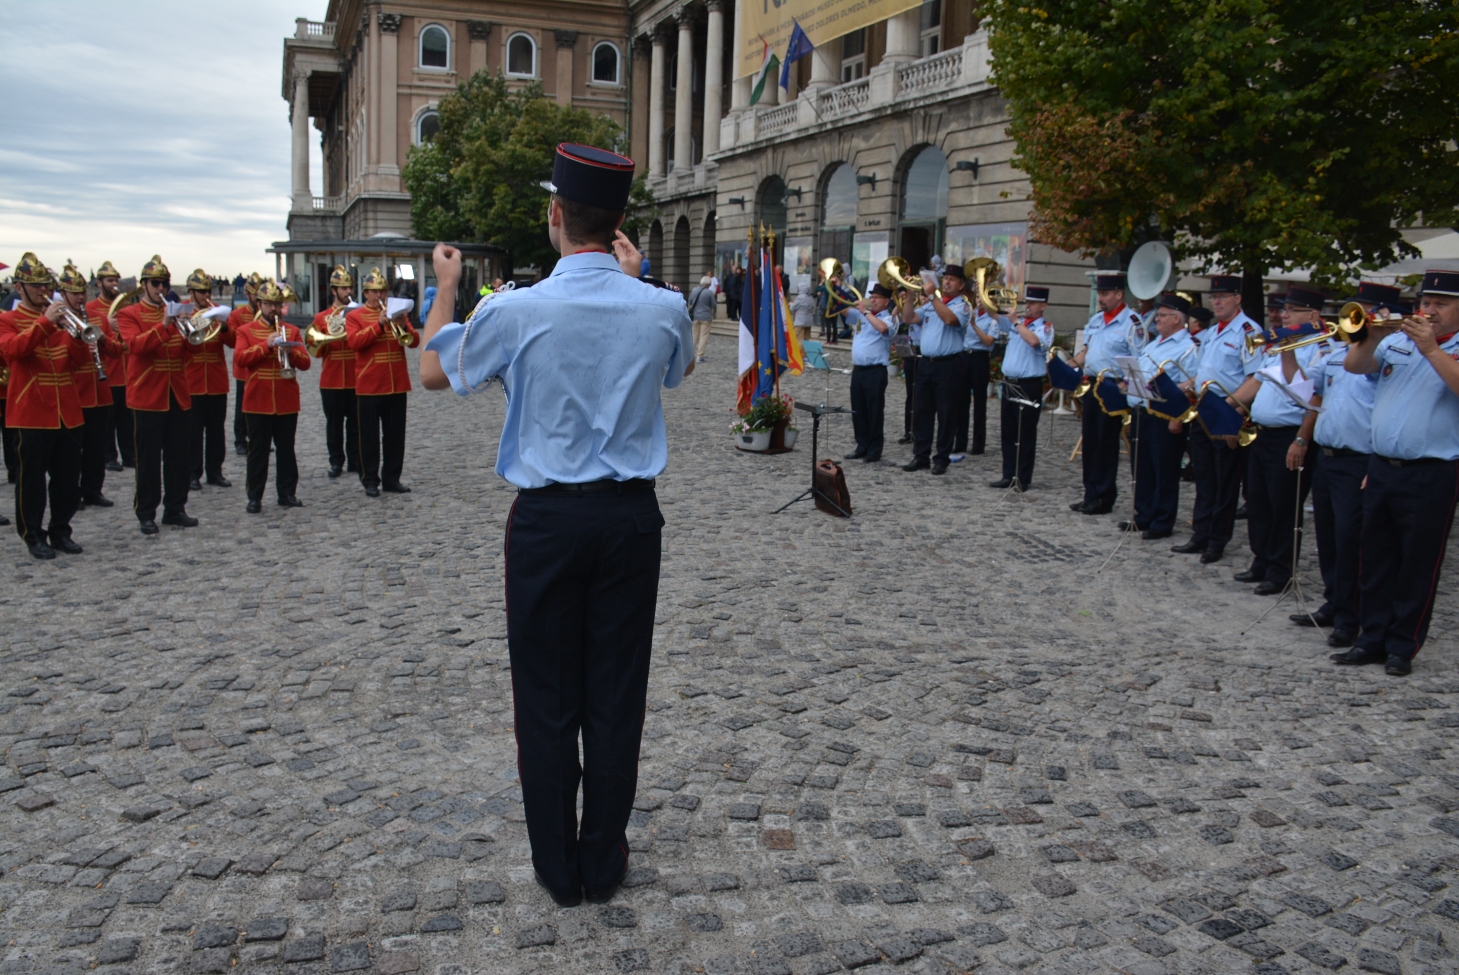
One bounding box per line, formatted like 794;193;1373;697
899;145;949;272
591;42;621;85
821;164;858;229
757;175;788;263
415;108;440;145
507;33;537;77
419;24;450;70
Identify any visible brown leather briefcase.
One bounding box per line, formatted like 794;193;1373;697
813;459;852;517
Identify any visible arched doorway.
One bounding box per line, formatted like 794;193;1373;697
756;175;788;266
898;145;948;273
673;215;691;292
819;162;857;277
648;219;664;279
699;211;717;285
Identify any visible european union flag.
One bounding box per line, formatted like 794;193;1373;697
779;21;813;91
754;251;785;403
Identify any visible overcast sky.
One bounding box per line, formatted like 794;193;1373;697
0;0;328;282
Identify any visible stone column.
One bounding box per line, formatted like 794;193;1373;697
554;31;577;107
673;12;694;171
883;7;921;62
649;29;667;177
291;71;311;211
809;39;841;89
702;0;724;155
631;38;651;166
378;12;401;180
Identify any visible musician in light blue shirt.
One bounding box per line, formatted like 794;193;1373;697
843;283;895;462
954;306;1003;461
1124;294;1197;538
902;265;971;473
990;285;1054;491
1070;272;1140;513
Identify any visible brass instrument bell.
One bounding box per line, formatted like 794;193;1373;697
306;308;349;357
877;256;924;293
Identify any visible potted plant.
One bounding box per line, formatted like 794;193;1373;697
734;393;796;452
731;416;771;452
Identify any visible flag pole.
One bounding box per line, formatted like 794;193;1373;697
766;224;781;401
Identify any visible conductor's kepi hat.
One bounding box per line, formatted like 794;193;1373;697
1419;270;1459;297
540;143;636;211
1024;285;1050;302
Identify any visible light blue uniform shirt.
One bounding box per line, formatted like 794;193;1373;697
964;310;1003;352
1082;305;1140;377
1313;344;1376;454
425;252;693;488
1000;316;1053;379
846;307;893;366
1249;341;1325;428
1366;331;1459;461
1128;328;1196;408
910;294;971;357
1129;310;1155;355
1195;310;1261;395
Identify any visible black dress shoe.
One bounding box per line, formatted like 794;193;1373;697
863;455;880;463
382;481;411;493
278;496;304;507
139;520;159;535
1081;503;1113;515
1200;548;1225;564
161;511;199;528
1142;529;1173;540
1327;628;1357;648
105;460;124;472
53;536;83;554
189;477;202;491
0;514;8;526
1385;656;1412;677
235;445;248;456
1330;646;1385;665
207;474;232;487
1253;580;1285;596
364;485;381;497
245;500;262;514
1171;538;1205;554
989;478;1013;489
1290;611;1333;628
83;493;115;507
1233;568;1262;583
533;871;582;908
1234;503;1248;519
844;450;866;460
327;465;343;478
1117;520;1148;532
931;463;948;475
584;864;628;905
27;539;56;560
902;460;929;472
897;434;912;445
1069;500;1090;512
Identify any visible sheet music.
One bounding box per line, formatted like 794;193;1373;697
1114;355;1150;404
386;297;414;319
1257;363;1322;412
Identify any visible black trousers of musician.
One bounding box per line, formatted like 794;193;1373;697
505;484;663;897
14;426;82;545
1311;449;1368;631
849;365;887;460
245;412;299;502
901;355;919;438
109;386;135;467
356;392;407;488
1244;425;1311;587
1355;457;1459;663
0;399;17;484
189;393;228;480
1188;425;1246;555
912;355;964;466
956;350;991;455
1130;410;1188;534
133;393;192;522
320;387;360;472
232;378;248;451
1000;377;1044;487
79;405;111;501
1079;390;1124;507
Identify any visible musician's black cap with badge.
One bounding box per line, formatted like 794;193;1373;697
1351;281;1401;305
869;283;893;299
1207;274;1242;294
1284;285;1326;310
1025;285;1050;302
1155;292;1191;314
942;263;966;281
541;143;636;211
1419;269;1459;297
1096;273;1126;291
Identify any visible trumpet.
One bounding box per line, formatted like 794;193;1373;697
818;258;862;317
1334;300;1406;340
306;307;349;357
58;306;103;343
272;314;297;380
1197;380;1258;447
386;315;413;346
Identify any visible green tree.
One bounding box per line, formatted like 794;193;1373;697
988;0;1459;303
402;73;630;273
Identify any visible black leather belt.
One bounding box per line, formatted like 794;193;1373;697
1255;424;1299;432
924;354;960;362
1320;446;1368;458
520;478;656;495
1377;456;1448;468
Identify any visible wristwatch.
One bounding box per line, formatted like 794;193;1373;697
1293;436;1308;446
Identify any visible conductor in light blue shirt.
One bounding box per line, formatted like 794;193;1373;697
842;282;895;462
903;264;972;474
420;144;694;908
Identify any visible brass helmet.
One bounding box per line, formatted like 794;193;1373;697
140;254;170;282
58;264;88;294
13;251;50;285
256;280;285;302
361;267;389;291
95;260;121;281
185;268;212;293
279;283;298;303
328;264;353;288
245;272;264;296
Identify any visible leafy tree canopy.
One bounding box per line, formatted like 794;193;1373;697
988;0;1459;288
402;73;637;274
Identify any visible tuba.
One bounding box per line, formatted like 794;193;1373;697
306;305;350;357
966;257;1019;313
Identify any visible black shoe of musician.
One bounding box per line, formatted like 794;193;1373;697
897;434;913;445
207;474;232;487
863;455;880;463
1082;502;1113;515
106;460;124;472
0;514;9;526
533;870;582;908
1327;628;1357;648
1117;520;1148;532
27;539;55;560
328;465;343;478
902;460;930;472
584;863;628;905
1233;567;1262;583
1200;548;1224;564
139;520;159;535
1171;538;1204;554
382;481;411;493
161;511;199;528
278;496;304;508
844;450;866;460
246;500;262;514
189;477;202;492
931;463;948;475
1253;580;1285;596
1070;500;1089;511
235;444;248;456
1330;646;1384;665
1142;529;1172;540
54;536;83;554
1291;610;1333;628
83;493;114;507
1234;503;1248;520
990;478;1013;489
365;485;381;497
1385;655;1412;677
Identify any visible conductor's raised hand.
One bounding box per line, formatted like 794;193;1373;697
613;231;644;278
432;243;462;290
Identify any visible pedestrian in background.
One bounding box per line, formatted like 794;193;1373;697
687;276;716;362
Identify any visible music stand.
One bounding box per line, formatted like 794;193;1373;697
1241;468;1319;634
774;401;852;517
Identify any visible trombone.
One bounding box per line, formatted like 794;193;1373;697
818;258;862;318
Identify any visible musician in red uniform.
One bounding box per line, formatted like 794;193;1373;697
58;265;119;508
345;267;419;497
88;260;131;471
114;254;197;534
0;253;90;558
228;273;262;457
234;281;310;511
181;269;234;491
0;256;14;497
310;265;360;478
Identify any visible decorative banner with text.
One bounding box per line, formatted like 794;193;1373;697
737;0;923;79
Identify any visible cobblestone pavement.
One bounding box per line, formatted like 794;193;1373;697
2;337;1458;975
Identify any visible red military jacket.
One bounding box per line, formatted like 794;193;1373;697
234;318;310;414
86;297;127;387
228;303;259;380
117;301;196;412
185;306;235;396
311;305;357;390
71;306;118;409
346;305;419;396
0;306;88;429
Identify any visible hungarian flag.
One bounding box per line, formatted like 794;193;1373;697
750;36;779;105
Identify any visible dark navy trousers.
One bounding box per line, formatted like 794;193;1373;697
1311;449;1368;630
1131;409;1187;533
